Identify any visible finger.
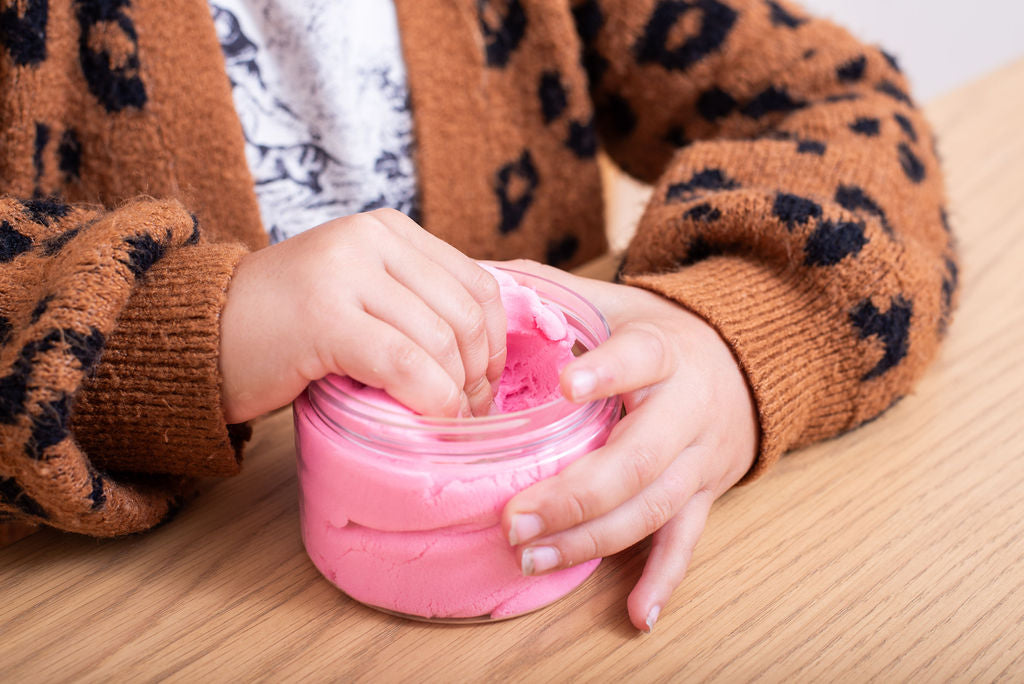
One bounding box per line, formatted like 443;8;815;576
560;321;677;403
385;248;495;413
368;209;507;389
377;241;495;416
360;274;469;397
627;489;713;632
516;445;708;578
324;311;466;417
504;393;701;545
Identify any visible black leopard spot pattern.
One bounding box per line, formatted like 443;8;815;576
876;79;913;106
479;0;527;67
741;86;806;118
75;0;148;111
849;117;880;136
23;197;71;226
572;1;609;87
667;168;739;201
88;469;106;510
120;231;170;279
566;118;598;158
765;0;805;28
0;221;33;262
0;0;48;66
546;234;580;266
684;202;722;222
25;394;73;460
634;0;738;73
678;235;740;267
665;125;690;147
893;113;917;142
30;294;54;323
850;296;913;379
43;226;83;256
836;55;867;83
898;142;926;182
804;219;868;266
0;476;48;519
33;122;49;188
539;71;568;123
697;87;737;121
835;184;892;234
494;150;539;234
772;193;821;230
58;129;83;180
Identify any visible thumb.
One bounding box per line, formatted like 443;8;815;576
560;322;677;403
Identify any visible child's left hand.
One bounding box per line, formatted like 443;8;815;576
496;260;758;632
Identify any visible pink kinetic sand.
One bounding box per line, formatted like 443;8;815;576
488;265;575;412
294;267;617;619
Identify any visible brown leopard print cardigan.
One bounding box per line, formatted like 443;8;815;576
0;0;956;537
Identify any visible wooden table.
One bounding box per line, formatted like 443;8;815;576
4;60;1023;682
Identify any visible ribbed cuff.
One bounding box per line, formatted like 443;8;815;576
73;242;250;477
624;257;865;482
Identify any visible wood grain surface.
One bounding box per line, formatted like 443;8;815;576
3;60;1023;682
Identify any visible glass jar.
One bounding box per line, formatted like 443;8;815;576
293;268;620;622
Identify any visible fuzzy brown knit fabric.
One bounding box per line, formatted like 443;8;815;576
0;0;955;536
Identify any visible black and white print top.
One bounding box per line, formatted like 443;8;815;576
209;1;419;244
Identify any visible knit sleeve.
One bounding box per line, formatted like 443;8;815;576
578;0;957;477
1;196;249;536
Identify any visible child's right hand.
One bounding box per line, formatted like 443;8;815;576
218;209;507;423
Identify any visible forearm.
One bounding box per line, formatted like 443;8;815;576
580;0;954;472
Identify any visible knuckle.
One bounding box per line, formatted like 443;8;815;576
429;314;454;348
470;267;502;304
561;488;591;528
435;322;460;359
576;527;602;562
624;443;665;491
317;222;358;260
462;306;488;347
436;336;462;375
621;320;671;366
367;207;404;223
433;326;464;380
465;373;490;399
638;492;676;536
351;211;385;234
338;215;388;251
389;340;421;374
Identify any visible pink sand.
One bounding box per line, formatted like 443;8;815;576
295;268;611;619
487;265;575;412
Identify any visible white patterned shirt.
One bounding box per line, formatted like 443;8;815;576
209;0;419;243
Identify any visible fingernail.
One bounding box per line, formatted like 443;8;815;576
645;605;661;633
521;546;560;575
459;391;472;418
569;369;598;401
508;513;545;546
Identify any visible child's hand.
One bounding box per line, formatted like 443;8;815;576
497;260;758;632
219;209;507;423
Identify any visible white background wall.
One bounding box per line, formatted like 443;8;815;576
799;0;1024;101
